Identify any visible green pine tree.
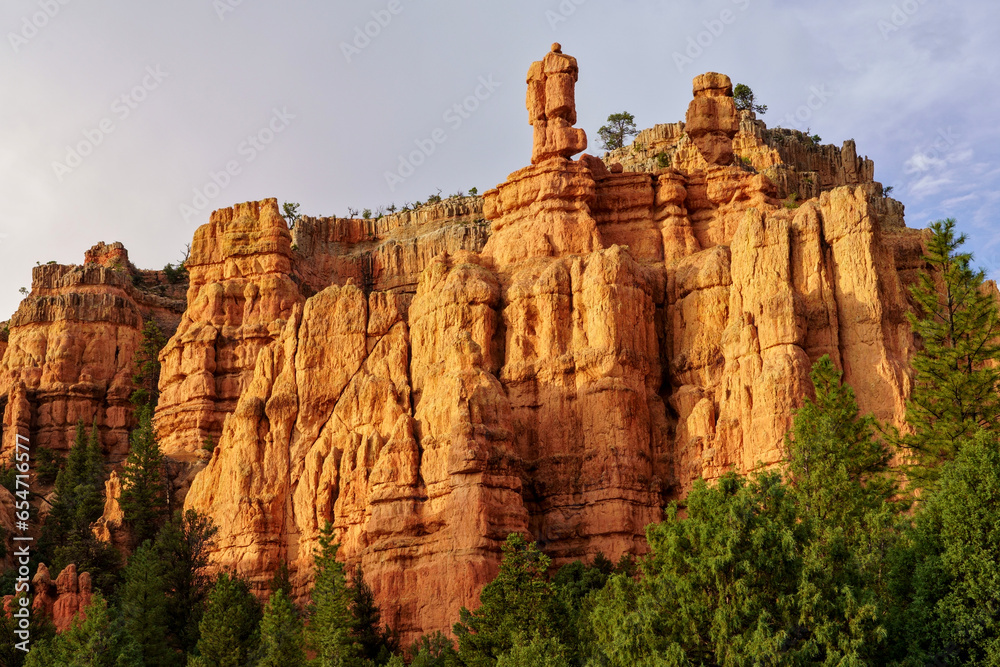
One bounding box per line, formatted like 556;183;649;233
904;218;1000;488
547;556;623;665
784;356;898;664
496;634;571;667
119;404;169;548
785;355;897;528
307;522;359;666
590;360;901;665
23;593;143;667
589;472;807;666
131;319;167;408
350;563;397;664
258;589;307;667
189;572;262;667
155;509;218;656
40;419;120;592
41;420;92;546
408;632;459;667
889;429;1000;665
407;630;461;667
120;541;174;667
454;533;556;667
270;559;293;599
597;111;638;151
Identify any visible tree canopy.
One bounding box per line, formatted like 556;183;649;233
597;111;638;151
734;83;768;114
903;218;1000;489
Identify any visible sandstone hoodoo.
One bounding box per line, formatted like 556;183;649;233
168;46;926;644
0;45;928;644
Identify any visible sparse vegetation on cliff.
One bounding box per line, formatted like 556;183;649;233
734;82;768;114
162;261;187;284
597;111;638;151
282;201;301;229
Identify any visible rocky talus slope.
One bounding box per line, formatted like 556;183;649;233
1;45;929;641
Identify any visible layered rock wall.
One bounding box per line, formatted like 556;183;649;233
180;55;925;645
156;197;491;468
0;244;186;462
0;47;927;645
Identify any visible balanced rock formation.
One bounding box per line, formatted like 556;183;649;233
177;52;927;646
527;43;587;164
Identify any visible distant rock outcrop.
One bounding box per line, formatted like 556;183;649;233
0;243;186;464
1;563;93;633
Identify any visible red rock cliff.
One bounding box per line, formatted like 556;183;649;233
172;48;925;643
0;243;186;464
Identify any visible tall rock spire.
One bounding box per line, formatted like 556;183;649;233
526;42;587;163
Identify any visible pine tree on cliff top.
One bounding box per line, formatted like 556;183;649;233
904;219;1000;488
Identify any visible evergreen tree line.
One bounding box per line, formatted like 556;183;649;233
18;519;405;667
7;218;1000;665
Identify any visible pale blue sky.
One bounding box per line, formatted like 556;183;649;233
1;0;997;317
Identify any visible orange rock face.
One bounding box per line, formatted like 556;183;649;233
527;43;587;164
178;49;924;647
0;245;186;464
154;199;302;464
156;197;490;472
0;45;911;648
2;563;93;633
51;564;92;632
